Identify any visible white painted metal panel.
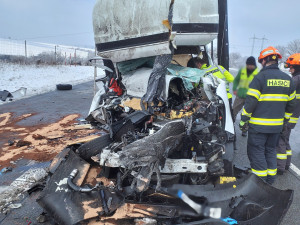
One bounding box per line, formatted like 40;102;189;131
93;0;219;61
173;0;218;23
93;0;170;44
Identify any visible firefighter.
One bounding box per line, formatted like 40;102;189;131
277;53;300;175
239;46;296;185
232;56;259;128
194;56;234;104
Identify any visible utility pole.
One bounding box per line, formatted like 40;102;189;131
250;35;260;56
218;0;229;70
74;49;77;67
250;35;268;56
261;36;268;51
211;41;214;62
55;45;57;64
24;40;27;58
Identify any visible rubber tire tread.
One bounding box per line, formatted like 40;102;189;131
56;84;72;90
77;133;112;161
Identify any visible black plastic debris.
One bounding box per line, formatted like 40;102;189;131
167;173;293;225
0;90;13;101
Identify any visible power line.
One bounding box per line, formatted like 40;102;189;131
260;35;268;51
250;34;268;55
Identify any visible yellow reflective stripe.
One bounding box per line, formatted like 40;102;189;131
267;168;277;176
289;91;296;101
285;112;292;119
286;150;292;155
277;154;287;159
296;94;300;99
251;168;267;177
247;88;261;100
289;117;299;123
204;66;219;73
249;117;284;126
242;108;252;117
259;94;289;101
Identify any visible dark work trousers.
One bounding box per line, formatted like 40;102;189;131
232;96;246;121
247;127;280;184
276;123;292;172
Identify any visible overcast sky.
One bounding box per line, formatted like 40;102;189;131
0;0;299;57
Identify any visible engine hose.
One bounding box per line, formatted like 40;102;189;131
100;188;109;214
67;169;97;192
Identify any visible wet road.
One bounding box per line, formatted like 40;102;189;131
0;81;95;225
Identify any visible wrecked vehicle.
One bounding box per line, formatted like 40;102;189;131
36;0;293;224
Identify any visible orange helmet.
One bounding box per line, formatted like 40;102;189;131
258;46;282;62
285;53;300;68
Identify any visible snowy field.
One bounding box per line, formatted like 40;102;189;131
0;62;104;104
0;38;94;58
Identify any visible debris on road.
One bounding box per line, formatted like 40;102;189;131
0;167;13;175
16;140;32;147
0;112;100;169
0;167;48;214
7;140;14;146
0;87;27;102
0;90;13;101
37;148;293;225
56;84;73;91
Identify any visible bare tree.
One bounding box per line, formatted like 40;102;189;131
229;52;242;68
275;45;288;61
287;39;300;55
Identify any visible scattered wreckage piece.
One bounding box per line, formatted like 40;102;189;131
38;149;124;225
0;87;27;102
0;167;47;213
0;90;13;101
56;84;73;91
37;148;293;225
167;173;293;225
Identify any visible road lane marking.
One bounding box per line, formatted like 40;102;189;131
290;163;300;177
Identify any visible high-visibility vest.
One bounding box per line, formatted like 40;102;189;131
238;67;259;89
202;65;232;99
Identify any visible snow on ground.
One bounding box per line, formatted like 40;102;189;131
0;38;94;58
0;62;104;104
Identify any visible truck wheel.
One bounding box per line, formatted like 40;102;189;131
77;133;112;161
56;84;72;90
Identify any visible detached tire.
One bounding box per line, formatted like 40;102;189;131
56;84;72;90
78;133;112;161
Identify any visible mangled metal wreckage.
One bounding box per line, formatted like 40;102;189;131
37;0;293;224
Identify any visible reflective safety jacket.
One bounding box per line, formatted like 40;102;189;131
233;67;259;98
241;64;296;133
288;71;300;128
201;64;234;99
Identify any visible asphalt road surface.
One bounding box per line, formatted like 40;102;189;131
1;79;300;224
0;81;95;225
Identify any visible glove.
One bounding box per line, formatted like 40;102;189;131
233;90;237;96
239;121;249;132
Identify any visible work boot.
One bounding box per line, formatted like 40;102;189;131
277;170;285;175
285;165;290;171
241;131;247;137
266;176;275;185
